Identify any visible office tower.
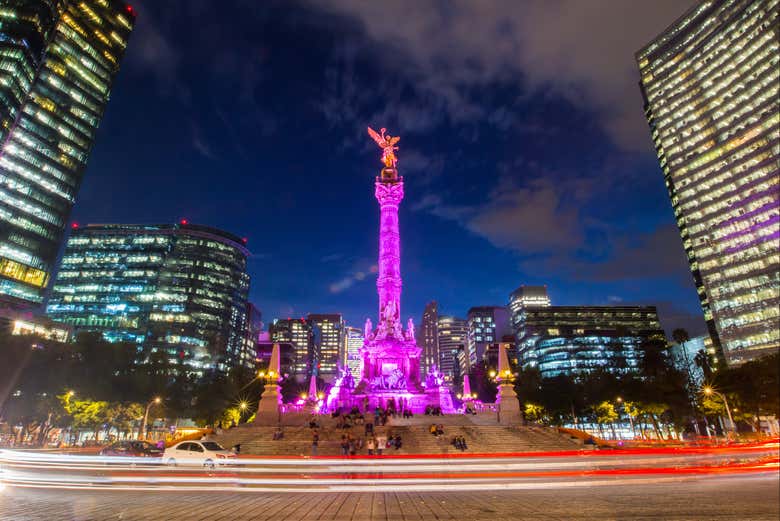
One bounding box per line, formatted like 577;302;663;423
637;0;779;364
419;301;438;374
343;325;363;380
466;306;510;372
0;1;135;307
238;303;262;369
437;315;467;380
307;313;344;381
45;222;250;374
269;317;311;381
517;305;666;378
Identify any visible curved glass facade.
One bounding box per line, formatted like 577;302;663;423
0;1;134;306
517;306;665;378
637;0;780;364
46;223;251;374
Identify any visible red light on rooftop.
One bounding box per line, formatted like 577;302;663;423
180;219;188;225
242;237;248;244
126;5;135;15
71;223;79;229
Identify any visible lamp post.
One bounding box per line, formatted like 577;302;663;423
703;386;735;435
616;397;636;439
139;397;161;440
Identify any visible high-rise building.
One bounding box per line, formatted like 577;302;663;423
466;306;510;373
437;315;467;380
0;1;135;307
419;301;438;374
517;305;666;378
45;223;250;373
238;303;262;369
637;0;779;364
269;317;311;381
307;313;344;382
343;325;363;380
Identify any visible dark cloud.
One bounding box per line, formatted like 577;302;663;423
413;174;590;255
310;0;696;150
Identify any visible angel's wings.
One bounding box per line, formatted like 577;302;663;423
367;126;385;147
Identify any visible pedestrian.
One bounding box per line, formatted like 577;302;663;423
367;437;375;455
312;430;319;456
376;434;386;455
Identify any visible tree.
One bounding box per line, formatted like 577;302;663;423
593;401;619;438
524;403;547;424
63;398;110;441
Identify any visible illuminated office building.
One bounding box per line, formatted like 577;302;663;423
343;325;363;380
517;305;665;378
307;313;344;382
419;301;438;375
437;315;467;380
45;223;250;373
637;0;779;364
269;318;311;381
0;1;135;307
466;306;510;372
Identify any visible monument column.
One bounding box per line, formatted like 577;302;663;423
375;173;404;320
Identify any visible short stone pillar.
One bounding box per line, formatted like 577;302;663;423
253;343;281;425
496;343;521;426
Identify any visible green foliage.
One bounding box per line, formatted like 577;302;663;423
593;401;618;424
523;403;547;424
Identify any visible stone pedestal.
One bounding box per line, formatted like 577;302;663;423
425;386;456;414
497;383;521;426
253;383;281;425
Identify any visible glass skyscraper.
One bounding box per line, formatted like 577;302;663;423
637;0;779;364
466;306;510;372
269;317;311;381
45;223;251;374
307;313;344;382
517;306;666;378
0;1;135;307
437;315;467;381
419;301;438;375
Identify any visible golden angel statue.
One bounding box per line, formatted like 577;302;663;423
368;126;400;168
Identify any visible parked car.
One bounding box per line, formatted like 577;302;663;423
99;440;164;459
163;441;236;467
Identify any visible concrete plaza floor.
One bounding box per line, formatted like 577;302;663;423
1;473;778;521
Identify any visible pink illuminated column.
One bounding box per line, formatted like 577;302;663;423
375;173;404;321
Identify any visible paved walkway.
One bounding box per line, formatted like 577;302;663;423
2;474;778;520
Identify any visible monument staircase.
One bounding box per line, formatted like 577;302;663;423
211;413;582;457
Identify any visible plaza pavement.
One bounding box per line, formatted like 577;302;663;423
1;473;778;521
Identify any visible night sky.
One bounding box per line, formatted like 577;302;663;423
72;0;706;335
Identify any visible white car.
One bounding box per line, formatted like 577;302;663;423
163;441;236;467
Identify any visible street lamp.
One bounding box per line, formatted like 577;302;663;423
703;386;735;434
139;397;161;440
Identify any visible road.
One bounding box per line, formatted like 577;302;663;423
1;443;778;520
1;474;778;520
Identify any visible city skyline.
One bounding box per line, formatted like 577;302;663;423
56;1;716;338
